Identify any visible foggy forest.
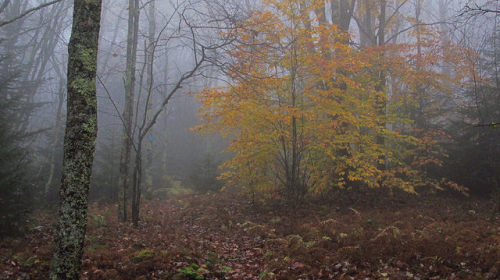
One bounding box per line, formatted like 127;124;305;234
0;0;499;279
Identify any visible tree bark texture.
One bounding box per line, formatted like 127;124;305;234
49;0;102;279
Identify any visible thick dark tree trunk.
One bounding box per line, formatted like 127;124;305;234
330;0;355;32
49;0;102;279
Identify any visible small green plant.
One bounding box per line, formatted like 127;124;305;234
88;243;106;252
130;249;154;263
86;233;105;252
258;270;275;279
217;265;231;274
207;251;218;264
13;255;40;267
174;263;208;280
392;227;400;239
90;214;106;227
270;217;281;224
305;240;315;248
263;250;273;257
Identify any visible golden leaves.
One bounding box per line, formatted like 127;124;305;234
195;0;459;197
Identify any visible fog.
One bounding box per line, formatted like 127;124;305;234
1;0;498;200
1;0;499;278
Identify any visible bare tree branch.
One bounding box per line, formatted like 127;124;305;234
474;122;499;128
97;75;138;153
0;0;11;15
385;21;446;44
0;0;62;28
461;3;500;16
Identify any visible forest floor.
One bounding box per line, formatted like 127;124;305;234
1;191;499;280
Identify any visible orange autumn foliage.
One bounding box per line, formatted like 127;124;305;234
195;0;465;200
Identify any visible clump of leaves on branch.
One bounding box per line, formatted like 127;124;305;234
196;0;464;203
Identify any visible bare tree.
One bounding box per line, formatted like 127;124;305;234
117;0;140;222
125;0;239;226
144;0;156;195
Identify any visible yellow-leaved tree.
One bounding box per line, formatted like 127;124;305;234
196;0;459;203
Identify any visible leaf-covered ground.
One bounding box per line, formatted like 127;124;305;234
1;191;499;279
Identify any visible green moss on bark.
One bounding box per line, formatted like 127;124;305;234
49;0;102;279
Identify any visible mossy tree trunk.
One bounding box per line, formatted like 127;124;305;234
49;0;102;279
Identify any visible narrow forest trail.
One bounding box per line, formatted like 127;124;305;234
1;192;499;279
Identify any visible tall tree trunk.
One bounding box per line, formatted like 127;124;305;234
100;7;125;83
3;0;68;134
375;0;388;171
414;0;426;130
160;49;169;187
132;0;156;226
118;0;140;222
132;140;143;226
359;1;375;48
331;0;355;32
49;0;102;278
44;74;65;199
144;0;156;194
439;0;451;77
22;2;68;130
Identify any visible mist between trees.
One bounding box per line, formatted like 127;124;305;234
1;0;499;233
0;0;499;278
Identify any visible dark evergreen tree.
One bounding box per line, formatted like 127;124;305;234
0;57;35;237
445;31;500;208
